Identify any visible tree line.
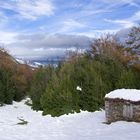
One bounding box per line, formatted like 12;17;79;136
0;25;140;116
30;31;140;116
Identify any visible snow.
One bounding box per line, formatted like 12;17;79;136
105;89;140;101
0;99;140;140
34;62;43;66
16;58;25;64
15;58;45;68
76;86;82;91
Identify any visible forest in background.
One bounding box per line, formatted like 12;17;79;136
0;25;140;116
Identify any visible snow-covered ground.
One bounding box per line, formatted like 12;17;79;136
0;99;140;140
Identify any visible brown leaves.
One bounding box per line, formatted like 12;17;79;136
90;35;138;66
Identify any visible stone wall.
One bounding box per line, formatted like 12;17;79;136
105;99;123;123
105;98;140;123
133;105;140;122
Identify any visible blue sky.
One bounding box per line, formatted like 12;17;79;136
0;0;140;59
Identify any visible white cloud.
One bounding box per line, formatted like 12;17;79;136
104;19;135;28
130;11;140;21
121;0;140;7
82;9;110;16
63;19;85;28
0;11;9;28
34;48;44;52
104;9;140;28
0;31;18;44
4;33;91;58
0;11;6;21
59;19;86;33
0;0;55;20
74;29;120;38
101;0;140;8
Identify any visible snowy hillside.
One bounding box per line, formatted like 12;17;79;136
16;58;44;68
15;58;60;67
0;99;140;140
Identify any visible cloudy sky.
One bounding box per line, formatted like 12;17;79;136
0;0;140;59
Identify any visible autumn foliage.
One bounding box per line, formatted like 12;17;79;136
0;48;33;104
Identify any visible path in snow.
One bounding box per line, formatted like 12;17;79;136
0;99;140;140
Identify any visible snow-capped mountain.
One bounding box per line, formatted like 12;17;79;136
16;58;44;68
15;57;65;68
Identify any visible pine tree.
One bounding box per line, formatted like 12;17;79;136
29;66;54;110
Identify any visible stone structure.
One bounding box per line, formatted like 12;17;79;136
105;89;140;123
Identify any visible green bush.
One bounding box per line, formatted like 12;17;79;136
29;66;54;110
31;36;140;116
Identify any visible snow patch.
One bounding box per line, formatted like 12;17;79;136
105;89;140;101
76;86;82;91
16;58;44;68
16;58;25;64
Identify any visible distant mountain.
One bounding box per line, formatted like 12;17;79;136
16;58;43;68
15;56;65;67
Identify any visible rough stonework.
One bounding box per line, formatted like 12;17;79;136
105;89;140;123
